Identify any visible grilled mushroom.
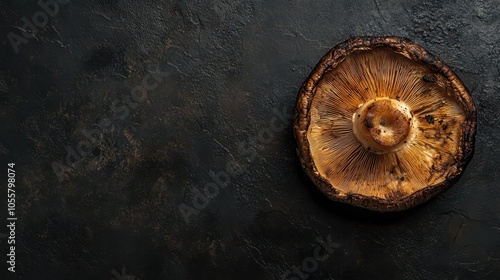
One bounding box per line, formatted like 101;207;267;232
294;37;476;211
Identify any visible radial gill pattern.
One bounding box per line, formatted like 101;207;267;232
306;48;465;200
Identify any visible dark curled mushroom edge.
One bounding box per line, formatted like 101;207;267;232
294;36;477;212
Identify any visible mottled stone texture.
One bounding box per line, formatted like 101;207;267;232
0;0;499;279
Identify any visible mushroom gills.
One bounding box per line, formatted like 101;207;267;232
306;48;465;200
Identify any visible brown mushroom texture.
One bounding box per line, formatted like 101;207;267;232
294;37;477;212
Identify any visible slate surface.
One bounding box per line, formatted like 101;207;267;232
0;0;499;279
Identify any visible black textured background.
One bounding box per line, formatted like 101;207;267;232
1;0;499;279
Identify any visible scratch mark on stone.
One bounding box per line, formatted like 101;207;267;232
168;62;187;76
12;26;39;41
373;0;387;24
52;26;62;41
452;221;465;244
49;26;70;51
438;210;481;222
95;11;111;21
204;129;235;161
243;238;271;273
281;28;328;50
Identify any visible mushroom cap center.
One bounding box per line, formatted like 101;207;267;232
352;98;413;154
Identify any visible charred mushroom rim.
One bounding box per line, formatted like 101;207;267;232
294;37;476;211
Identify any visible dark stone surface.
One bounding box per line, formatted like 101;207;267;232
0;0;499;279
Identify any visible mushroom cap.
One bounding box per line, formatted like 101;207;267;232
294;37;477;212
